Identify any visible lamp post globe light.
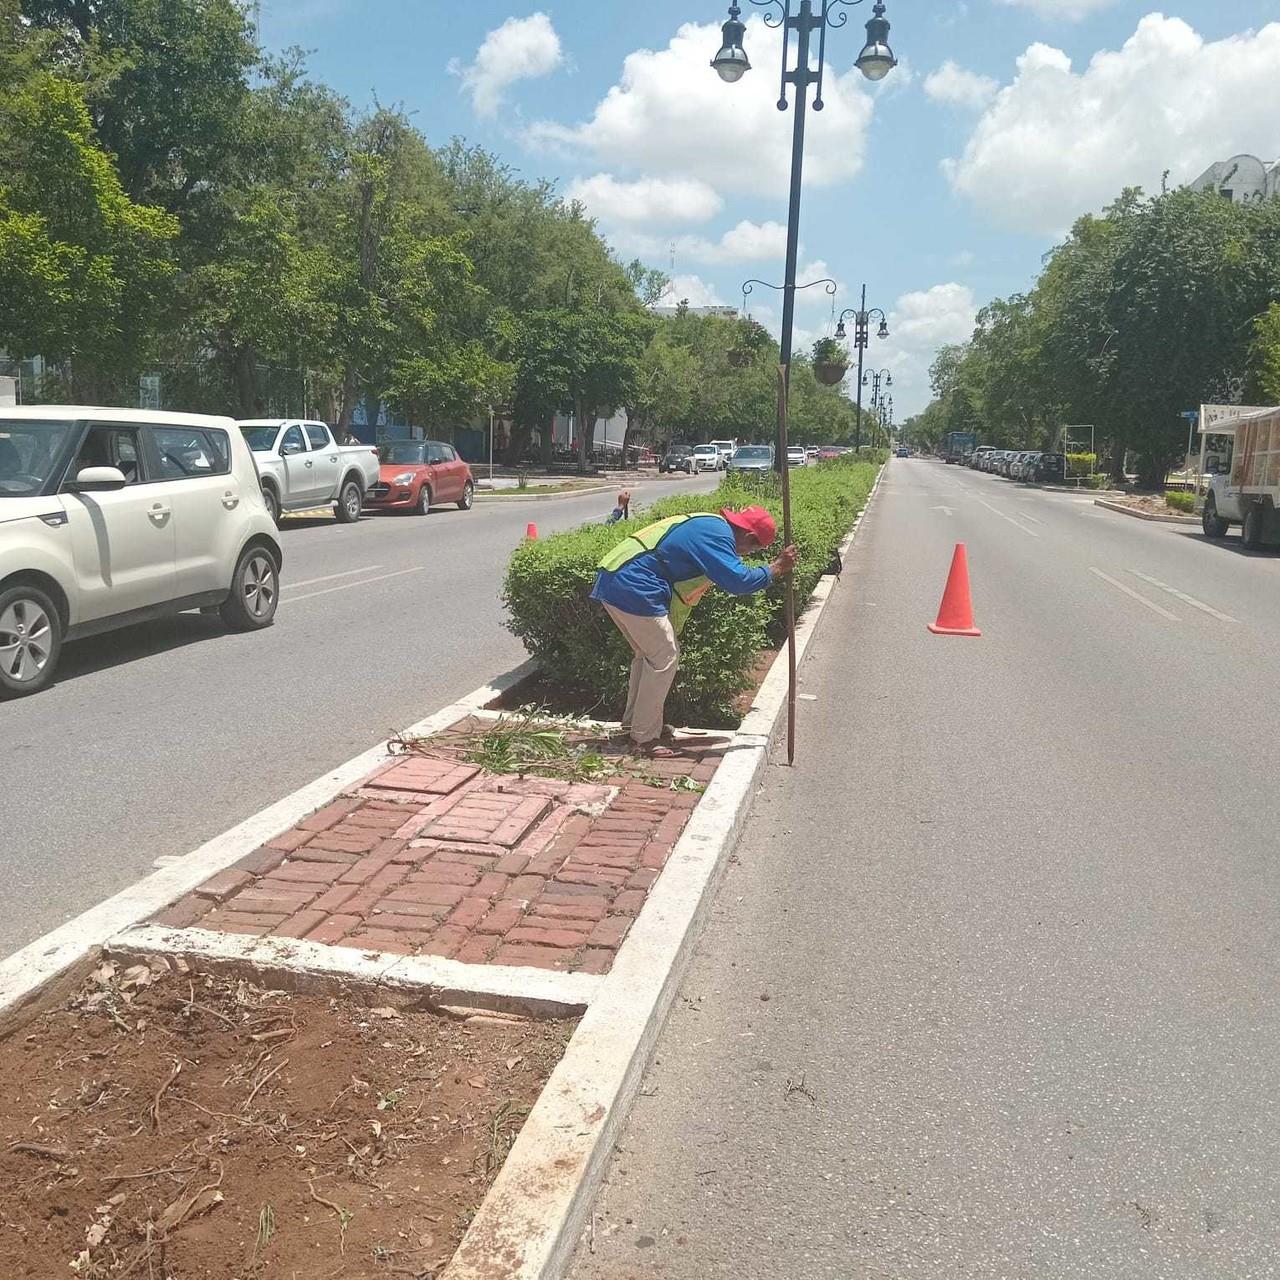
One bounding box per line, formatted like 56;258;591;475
712;0;899;765
836;290;890;450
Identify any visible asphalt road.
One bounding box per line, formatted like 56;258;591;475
0;473;715;955
570;460;1280;1278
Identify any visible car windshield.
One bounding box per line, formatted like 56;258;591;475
668;446;691;455
0;419;78;497
694;446;717;454
735;447;772;461
381;442;426;464
239;425;279;451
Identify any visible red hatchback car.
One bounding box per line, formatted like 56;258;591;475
366;440;475;515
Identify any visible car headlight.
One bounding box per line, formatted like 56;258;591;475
392;471;414;485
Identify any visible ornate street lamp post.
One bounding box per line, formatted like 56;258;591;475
713;0;898;764
837;289;890;450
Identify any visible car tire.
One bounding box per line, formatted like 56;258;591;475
220;544;279;631
335;479;362;523
262;485;281;527
1242;504;1266;550
0;583;62;699
415;485;431;516
457;481;474;511
1202;496;1229;539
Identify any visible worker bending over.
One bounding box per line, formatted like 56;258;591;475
591;505;797;757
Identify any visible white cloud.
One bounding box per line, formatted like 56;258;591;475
943;16;1280;235
879;283;978;417
529;16;875;193
999;0;1117;19
656;274;724;309
604;218;787;266
451;12;564;118
924;60;998;109
564;174;722;225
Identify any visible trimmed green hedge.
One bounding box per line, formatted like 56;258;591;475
1165;489;1195;512
1067;452;1097;477
503;456;882;726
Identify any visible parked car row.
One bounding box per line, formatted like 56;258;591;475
969;446;1066;485
237;419;475;523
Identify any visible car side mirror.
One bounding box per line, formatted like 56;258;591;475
67;465;127;493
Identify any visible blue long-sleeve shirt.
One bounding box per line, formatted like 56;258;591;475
590;515;771;617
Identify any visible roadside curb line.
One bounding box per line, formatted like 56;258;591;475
475;484;616;502
0;659;537;1026
107;925;600;1017
1094;498;1199;525
443;462;889;1280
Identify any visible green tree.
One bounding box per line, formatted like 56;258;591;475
0;0;177;393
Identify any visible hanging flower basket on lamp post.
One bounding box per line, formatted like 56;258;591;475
812;336;849;386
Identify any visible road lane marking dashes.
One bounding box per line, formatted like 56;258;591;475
1089;568;1178;620
288;565;382;590
1128;571;1239;623
287;566;424;603
976;497;1041;537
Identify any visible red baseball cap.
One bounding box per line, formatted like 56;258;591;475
721;505;778;547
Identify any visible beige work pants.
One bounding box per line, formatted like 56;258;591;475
603;604;679;747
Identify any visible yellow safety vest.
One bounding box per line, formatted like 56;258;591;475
597;513;718;634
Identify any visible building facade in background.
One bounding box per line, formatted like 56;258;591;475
1189;154;1280;204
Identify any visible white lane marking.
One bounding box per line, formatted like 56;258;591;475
932;505;955;516
288;565;382;591
1128;571;1239;623
1089;568;1178;621
287;566;424;603
1014;509;1044;524
976;497;1041;537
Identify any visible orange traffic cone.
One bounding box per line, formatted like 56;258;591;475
525;522;538;540
927;543;982;637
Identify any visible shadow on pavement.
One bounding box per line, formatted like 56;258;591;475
52;612;229;686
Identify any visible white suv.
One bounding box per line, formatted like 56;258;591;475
0;406;282;698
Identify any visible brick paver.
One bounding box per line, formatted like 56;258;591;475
156;721;727;975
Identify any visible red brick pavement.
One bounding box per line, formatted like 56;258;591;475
155;725;726;974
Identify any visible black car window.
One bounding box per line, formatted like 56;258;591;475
72;425;144;485
305;422;330;449
149;426;231;479
427;443;448;463
281;425;306;454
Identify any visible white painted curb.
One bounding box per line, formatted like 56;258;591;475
108;925;601;1017
0;660;537;1024
443;461;889;1280
1094;497;1198;525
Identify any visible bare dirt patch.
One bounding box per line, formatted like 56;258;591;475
0;959;573;1279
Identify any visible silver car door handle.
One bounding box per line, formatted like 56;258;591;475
304;459;314;468
148;504;171;522
329;455;338;461
222;490;239;509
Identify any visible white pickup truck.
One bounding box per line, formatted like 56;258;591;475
238;419;380;525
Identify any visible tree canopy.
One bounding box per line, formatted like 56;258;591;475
3;0;865;462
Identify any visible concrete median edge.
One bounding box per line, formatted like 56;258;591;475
441;460;889;1280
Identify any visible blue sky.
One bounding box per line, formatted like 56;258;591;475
259;0;1280;417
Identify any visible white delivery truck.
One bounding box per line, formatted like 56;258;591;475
1199;404;1280;547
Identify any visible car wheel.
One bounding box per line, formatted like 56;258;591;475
220;544;279;631
262;485;281;527
415;485;432;516
1242;504;1266;550
1202;496;1229;539
458;481;474;511
335;479;362;523
0;583;62;699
